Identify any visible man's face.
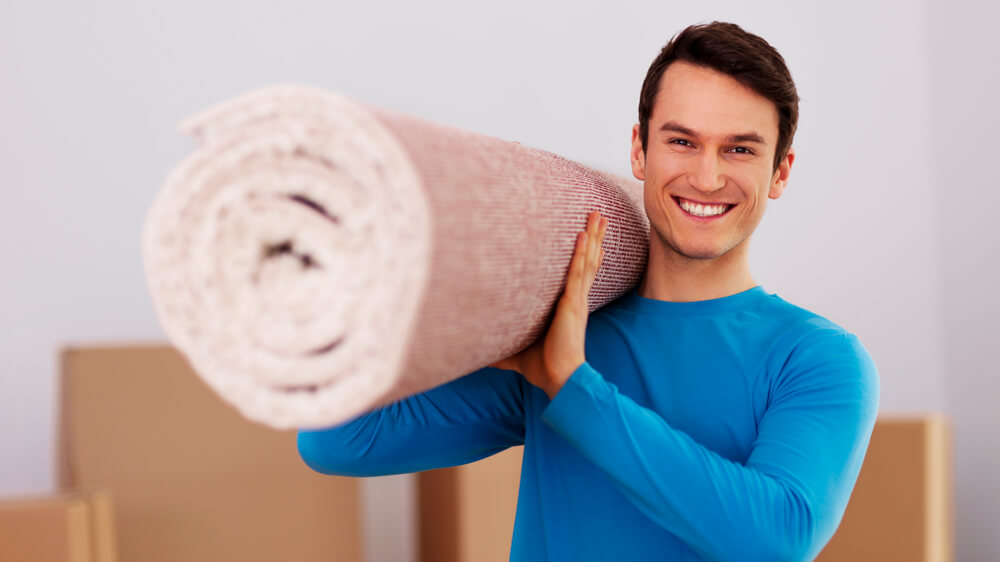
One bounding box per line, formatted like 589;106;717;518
631;61;793;263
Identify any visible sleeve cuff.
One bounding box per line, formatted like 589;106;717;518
541;361;606;431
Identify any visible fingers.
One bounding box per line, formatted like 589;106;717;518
583;211;607;293
568;230;588;299
566;211;608;301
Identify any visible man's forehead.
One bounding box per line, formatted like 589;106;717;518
651;62;780;143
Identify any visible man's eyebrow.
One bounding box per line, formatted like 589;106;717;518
727;132;767;145
658;121;767;145
658;121;699;138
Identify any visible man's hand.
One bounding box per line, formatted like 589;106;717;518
491;211;608;398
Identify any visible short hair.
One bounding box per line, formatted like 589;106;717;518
638;22;799;171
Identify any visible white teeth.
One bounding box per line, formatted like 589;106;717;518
678;199;730;217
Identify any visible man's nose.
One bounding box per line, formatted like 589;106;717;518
688;152;725;193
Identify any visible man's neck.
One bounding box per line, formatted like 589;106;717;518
636;237;756;303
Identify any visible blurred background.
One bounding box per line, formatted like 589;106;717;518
1;0;996;559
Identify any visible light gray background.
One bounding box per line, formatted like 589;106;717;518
1;0;996;560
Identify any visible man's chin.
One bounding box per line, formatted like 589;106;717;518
671;244;725;261
679;251;723;261
652;230;738;262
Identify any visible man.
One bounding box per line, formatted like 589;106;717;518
298;21;879;561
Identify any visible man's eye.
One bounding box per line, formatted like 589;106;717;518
730;146;754;155
670;138;693;147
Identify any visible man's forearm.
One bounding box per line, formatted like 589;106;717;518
541;360;876;561
298;367;527;476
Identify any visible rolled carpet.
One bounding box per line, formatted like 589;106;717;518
142;84;650;430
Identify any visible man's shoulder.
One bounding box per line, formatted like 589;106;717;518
733;292;876;379
757;292;852;337
760;294;877;381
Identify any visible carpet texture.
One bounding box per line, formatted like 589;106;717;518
142;84;649;429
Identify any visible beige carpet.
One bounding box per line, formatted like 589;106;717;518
142;84;649;429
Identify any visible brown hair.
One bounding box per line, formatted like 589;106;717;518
638;22;799;171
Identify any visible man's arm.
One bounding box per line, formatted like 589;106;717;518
297;366;526;477
541;330;878;561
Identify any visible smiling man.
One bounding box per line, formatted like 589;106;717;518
298;22;879;561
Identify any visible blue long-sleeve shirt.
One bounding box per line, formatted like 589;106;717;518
298;286;879;561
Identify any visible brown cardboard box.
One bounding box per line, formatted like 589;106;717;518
818;414;954;562
0;489;116;562
58;345;362;562
418;416;954;562
419;446;522;562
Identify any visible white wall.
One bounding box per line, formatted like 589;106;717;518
0;0;993;559
926;2;1000;560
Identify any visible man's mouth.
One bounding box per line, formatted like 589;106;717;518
675;197;732;218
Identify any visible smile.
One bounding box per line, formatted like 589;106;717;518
675;197;732;218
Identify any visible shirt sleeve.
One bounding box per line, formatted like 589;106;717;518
297;366;527;477
541;330;879;562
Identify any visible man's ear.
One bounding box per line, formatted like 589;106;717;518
630;124;646;181
768;147;795;200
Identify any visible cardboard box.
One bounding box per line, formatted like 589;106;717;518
818;414;954;562
418;416;954;562
418;446;522;562
0;489;116;562
58;345;362;562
